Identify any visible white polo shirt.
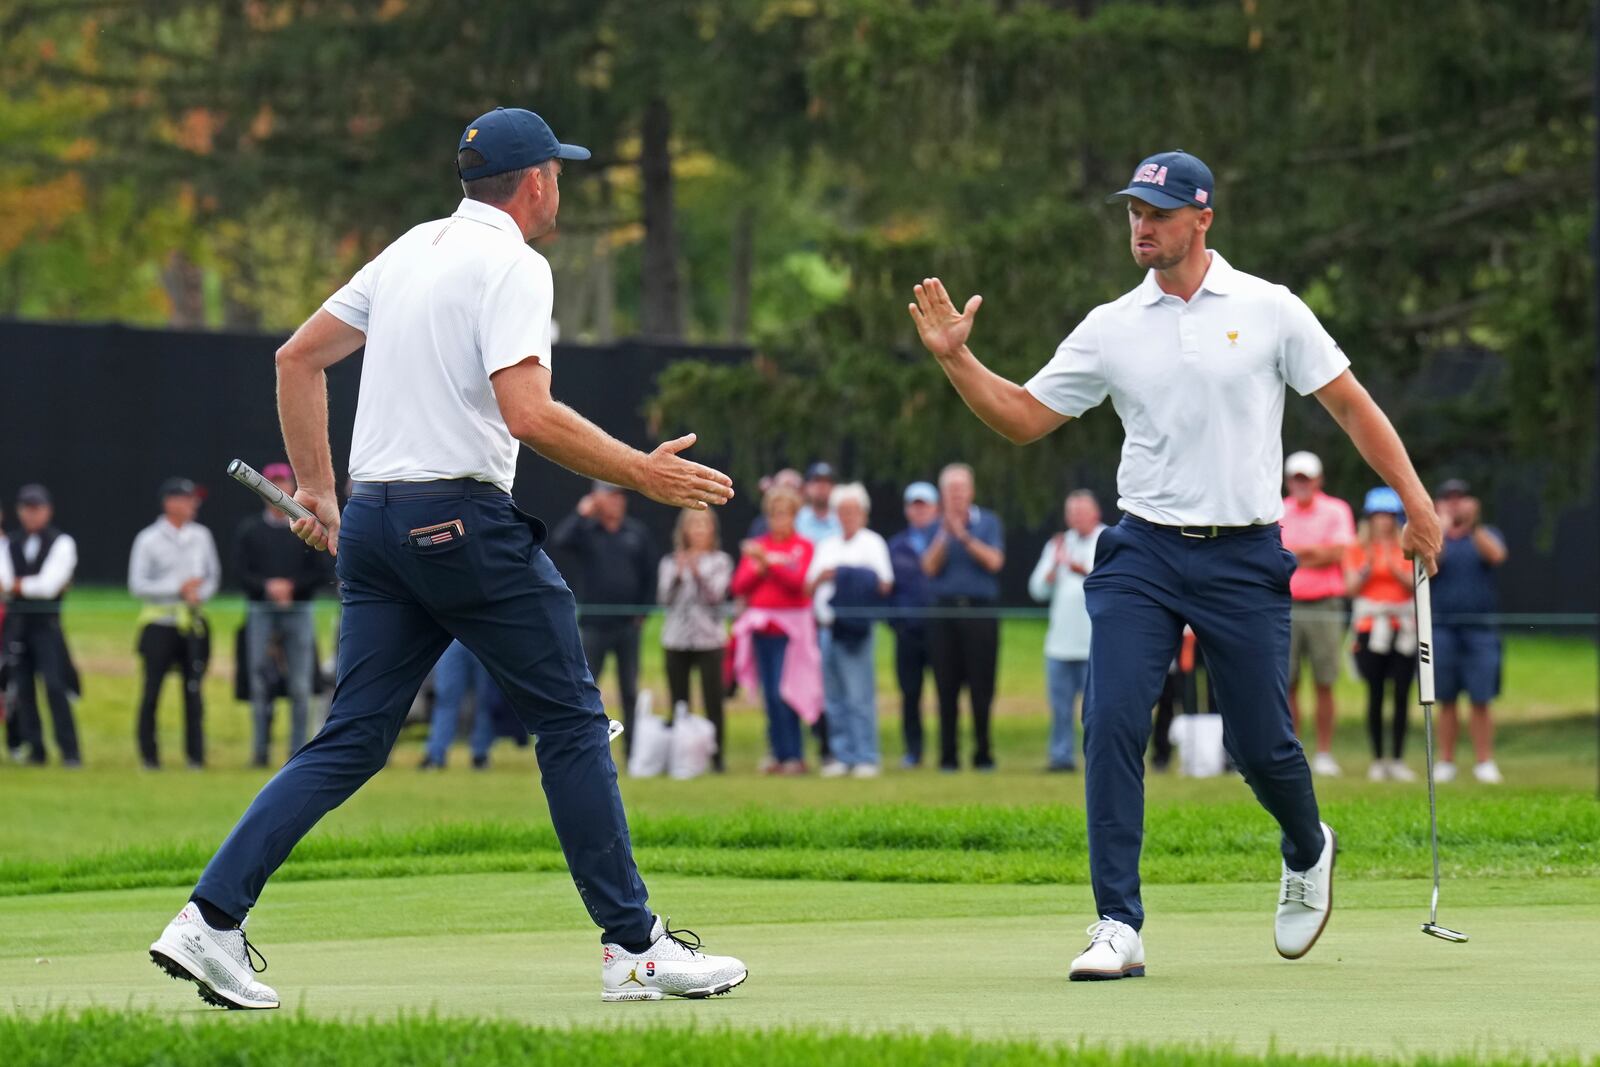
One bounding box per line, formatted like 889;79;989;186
324;198;554;491
1025;251;1349;526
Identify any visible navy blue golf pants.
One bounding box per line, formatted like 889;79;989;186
1082;516;1325;931
193;480;653;947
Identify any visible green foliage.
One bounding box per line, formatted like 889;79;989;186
4;1010;1593;1067
3;0;1594;515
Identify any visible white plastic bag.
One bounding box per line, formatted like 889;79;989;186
626;691;671;778
1168;714;1226;778
668;700;718;780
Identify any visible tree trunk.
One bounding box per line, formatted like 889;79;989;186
726;203;754;343
638;95;683;339
594;172;616;342
161;250;206;328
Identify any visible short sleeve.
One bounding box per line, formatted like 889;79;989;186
479;252;554;377
323;249;387;333
1024;314;1108;418
1278;289;1350;396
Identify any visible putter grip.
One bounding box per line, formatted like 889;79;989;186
227;459;316;523
1413;556;1435;704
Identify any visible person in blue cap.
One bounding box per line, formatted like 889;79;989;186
149;107;746;1009
1343;486;1418;782
909;149;1443;979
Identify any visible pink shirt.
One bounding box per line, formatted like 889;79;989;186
1279;491;1355;601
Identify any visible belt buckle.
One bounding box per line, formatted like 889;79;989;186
1180;525;1218;539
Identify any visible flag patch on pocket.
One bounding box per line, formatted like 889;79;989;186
409;519;465;548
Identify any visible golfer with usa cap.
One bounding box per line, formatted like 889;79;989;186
149;107;747;1008
910;150;1444;979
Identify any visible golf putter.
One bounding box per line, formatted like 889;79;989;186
1414;556;1469;943
227;458;315;523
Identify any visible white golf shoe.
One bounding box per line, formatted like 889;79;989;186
149;902;279;1009
1068;917;1145;981
1433;760;1457;783
1275;821;1336;960
1473;760;1504;784
601;916;747;1002
1311;752;1342;777
1387;760;1419;783
1366;761;1388;782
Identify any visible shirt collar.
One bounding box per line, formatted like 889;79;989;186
452;198;526;239
1138;249;1233;305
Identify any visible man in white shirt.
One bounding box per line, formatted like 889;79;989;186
1;484;82;766
1027;490;1104;773
129;478;220;771
910;150;1441;980
150;107;745;1011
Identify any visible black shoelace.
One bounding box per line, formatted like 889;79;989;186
663;920;702;953
241;930;269;973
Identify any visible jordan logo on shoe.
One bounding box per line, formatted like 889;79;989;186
621;966;645;987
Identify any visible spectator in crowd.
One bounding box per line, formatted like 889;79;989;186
745;468;802;539
1343;487;1417;782
129;478;220;770
1279;451;1355;777
1430;479;1508;784
1028;489;1104;773
658;508;733;772
887;481;939;768
420;640;515;770
807;483;894;778
730;484;821;773
921;463;1005;771
234;462;332;768
0;484;83;766
549;482;655;753
795;462;843;545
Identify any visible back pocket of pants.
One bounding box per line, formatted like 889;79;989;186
400;519;483;612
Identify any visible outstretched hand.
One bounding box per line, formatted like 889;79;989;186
640;433;735;510
909;278;983;360
289;487;341;557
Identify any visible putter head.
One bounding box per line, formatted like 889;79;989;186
1421;922;1469;943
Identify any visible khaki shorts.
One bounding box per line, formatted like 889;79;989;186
1289;599;1346;688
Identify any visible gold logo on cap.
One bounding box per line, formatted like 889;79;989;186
466;128;478;142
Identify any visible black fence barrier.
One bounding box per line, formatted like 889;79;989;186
2;319;1597;616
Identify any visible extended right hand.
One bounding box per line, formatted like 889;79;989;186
909;277;983;360
639;434;734;511
289;487;341;556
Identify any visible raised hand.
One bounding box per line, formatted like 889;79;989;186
908;277;983;360
640;433;735;511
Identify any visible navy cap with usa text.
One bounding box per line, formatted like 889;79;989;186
458;108;590;180
1107;150;1215;211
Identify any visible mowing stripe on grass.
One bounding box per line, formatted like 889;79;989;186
2;796;1593;897
2;1011;1592;1067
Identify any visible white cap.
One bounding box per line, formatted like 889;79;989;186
1284;451;1322;479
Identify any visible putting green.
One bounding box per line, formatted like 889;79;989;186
3;872;1596;1058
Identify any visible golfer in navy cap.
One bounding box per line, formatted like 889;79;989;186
149;107;746;1008
909;150;1444;979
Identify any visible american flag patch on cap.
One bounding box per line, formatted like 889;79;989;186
1195;188;1209;204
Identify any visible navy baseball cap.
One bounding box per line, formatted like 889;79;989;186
458;108;590;180
1107;150;1215;211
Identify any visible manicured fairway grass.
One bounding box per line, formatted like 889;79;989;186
4;872;1599;1058
8;1013;1594;1067
4;590;1595;1063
